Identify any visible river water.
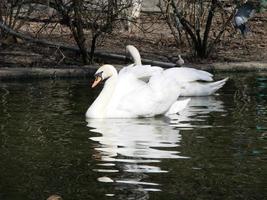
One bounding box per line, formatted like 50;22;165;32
0;72;266;200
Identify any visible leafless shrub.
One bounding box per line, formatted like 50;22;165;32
159;0;244;58
0;0;143;64
0;0;34;39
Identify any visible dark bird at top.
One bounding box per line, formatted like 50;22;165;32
234;2;256;36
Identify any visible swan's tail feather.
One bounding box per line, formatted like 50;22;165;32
180;77;229;96
208;77;229;95
126;45;142;66
165;98;191;116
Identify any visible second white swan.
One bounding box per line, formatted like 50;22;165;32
126;45;228;96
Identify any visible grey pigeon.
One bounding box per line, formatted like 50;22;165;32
234;2;255;36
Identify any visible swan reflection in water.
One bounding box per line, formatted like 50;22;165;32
170;96;225;129
86;96;225;198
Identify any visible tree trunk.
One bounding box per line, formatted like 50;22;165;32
55;0;89;64
89;33;99;63
200;0;217;58
73;0;89;64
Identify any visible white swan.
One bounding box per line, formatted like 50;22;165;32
126;45;228;96
86;64;190;118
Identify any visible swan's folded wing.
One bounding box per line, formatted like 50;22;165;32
119;65;163;81
108;83;156;117
115;75;180;117
117;89;168;117
164;67;214;82
165;98;191;115
180;77;228;96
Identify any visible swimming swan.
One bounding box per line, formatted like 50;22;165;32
126;45;228;96
86;64;190;118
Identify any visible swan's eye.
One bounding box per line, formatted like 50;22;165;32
94;71;103;79
92;71;104;88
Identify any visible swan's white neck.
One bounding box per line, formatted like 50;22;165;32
86;72;118;118
126;45;142;65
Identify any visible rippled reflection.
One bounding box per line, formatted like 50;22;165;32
88;118;184;160
87;118;181;197
86;96;225;198
169;96;225;129
255;77;267;131
1;76;266;200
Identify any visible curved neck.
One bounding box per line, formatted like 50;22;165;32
127;46;142;65
87;71;118;118
132;50;142;65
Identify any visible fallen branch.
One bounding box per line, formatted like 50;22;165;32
0;21;177;68
17;16;60;24
0;20;72;48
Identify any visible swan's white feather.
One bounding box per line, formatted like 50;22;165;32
125;45;228;96
163;67;213;82
165;98;191;115
106;69;181;118
86;65;185;118
86;45;229;118
120;64;163;81
180;78;228;96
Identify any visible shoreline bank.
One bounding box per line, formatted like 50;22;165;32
1;61;267;80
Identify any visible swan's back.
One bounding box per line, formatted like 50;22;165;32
119;64;163;81
164;67;213;82
107;67;181;118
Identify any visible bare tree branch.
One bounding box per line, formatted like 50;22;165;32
0;20;177;68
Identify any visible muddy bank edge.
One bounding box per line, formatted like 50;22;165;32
1;61;267;80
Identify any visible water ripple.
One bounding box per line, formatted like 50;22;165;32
86;96;225;196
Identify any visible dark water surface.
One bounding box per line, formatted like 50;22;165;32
0;73;266;200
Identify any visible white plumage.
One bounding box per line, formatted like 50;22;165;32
86;64;190;118
86;45;228;118
126;45;228;97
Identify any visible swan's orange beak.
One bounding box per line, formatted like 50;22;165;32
92;76;102;88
